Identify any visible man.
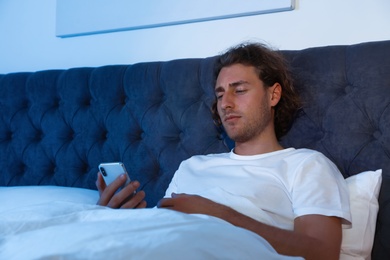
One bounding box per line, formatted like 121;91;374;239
96;43;351;260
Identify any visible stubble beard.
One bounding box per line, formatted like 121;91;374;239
223;100;272;143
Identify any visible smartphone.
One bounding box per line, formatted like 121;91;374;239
98;162;131;187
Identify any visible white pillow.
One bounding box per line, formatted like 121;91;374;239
340;169;382;260
0;186;99;213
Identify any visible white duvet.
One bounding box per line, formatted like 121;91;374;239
0;201;301;260
2;168;383;260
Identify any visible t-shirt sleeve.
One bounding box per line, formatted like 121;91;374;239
291;153;352;226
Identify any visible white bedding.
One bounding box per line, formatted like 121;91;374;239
0;168;382;260
0;200;301;260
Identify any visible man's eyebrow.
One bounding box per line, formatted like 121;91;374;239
215;86;224;94
229;80;248;87
214;80;249;94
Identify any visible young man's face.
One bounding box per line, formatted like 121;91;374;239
214;63;278;143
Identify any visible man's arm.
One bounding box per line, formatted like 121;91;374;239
158;193;342;260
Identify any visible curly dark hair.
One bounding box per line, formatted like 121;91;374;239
212;42;301;140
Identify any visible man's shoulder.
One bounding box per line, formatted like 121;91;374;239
286;147;327;158
281;147;335;165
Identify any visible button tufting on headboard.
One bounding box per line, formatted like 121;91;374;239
372;130;381;140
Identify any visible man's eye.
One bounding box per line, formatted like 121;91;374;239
236;89;247;94
216;94;223;100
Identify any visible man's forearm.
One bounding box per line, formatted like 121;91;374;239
218;206;341;260
157;193;342;260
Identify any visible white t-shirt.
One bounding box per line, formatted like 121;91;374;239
165;148;351;230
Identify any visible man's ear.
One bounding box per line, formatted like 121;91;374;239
269;83;282;107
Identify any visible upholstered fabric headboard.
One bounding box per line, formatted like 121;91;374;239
0;58;229;206
282;42;390;178
280;41;390;259
1;40;389;259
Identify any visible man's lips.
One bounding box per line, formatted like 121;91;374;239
224;114;241;122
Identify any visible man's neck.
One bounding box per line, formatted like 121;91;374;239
233;137;283;156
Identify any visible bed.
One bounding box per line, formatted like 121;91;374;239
1;40;389;259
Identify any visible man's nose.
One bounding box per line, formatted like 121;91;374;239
221;92;234;110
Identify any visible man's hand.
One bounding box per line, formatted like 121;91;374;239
157;193;228;218
96;172;147;209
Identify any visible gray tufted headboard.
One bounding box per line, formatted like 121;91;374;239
0;40;389;259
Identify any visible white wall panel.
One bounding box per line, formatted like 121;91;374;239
56;0;294;37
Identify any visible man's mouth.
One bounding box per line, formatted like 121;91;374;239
224;114;241;122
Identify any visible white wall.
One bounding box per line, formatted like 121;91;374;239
0;0;389;74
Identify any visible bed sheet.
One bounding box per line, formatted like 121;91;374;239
0;201;302;260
